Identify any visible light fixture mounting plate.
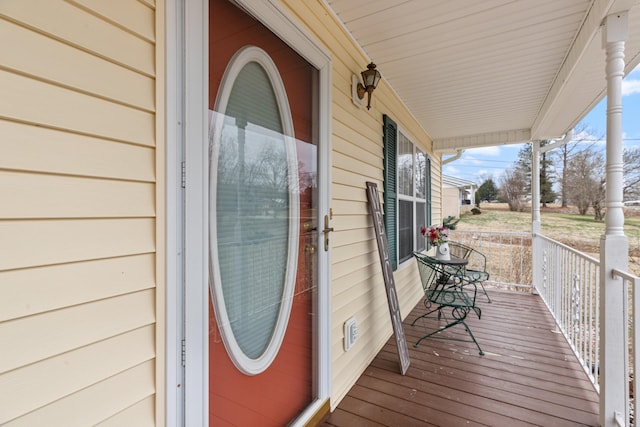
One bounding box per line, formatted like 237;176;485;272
351;74;364;108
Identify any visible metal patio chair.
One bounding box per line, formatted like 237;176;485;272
448;241;492;303
411;252;484;355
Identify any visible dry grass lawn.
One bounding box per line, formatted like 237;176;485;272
456;203;640;275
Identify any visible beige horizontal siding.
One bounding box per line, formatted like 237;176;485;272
331;208;371;230
0;171;155;219
0;70;154;146
139;0;156;9
330;208;369;229
333;135;382;169
331;182;373;204
67;0;155;42
0;1;158;425
95;395;156;427
331;253;376;281
0;18;154;111
0;254;155;322
3;361;155;427
333;151;380;180
0;120;155;181
0;0;154;76
0;325;155;423
0;289;155;374
332;227;372;248
0;218;155;271
282;0;438;409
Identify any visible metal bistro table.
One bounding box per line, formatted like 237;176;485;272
438;255;468;268
435;255;468;286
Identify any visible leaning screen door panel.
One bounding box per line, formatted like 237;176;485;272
208;0;318;425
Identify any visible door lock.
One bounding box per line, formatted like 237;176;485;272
303;222;317;232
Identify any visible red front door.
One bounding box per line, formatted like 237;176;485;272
208;0;319;425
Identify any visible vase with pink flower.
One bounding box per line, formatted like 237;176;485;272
420;225;450;260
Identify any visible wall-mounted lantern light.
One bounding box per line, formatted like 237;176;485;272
354;62;381;110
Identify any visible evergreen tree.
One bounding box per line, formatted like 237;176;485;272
477;178;499;203
539;150;556;206
516;141;556;207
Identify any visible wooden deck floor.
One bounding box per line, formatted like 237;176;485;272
320;290;599;427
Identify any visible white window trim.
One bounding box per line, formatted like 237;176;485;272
396;128;428;267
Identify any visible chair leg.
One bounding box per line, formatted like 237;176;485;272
478;282;491;303
472;306;481;319
410;305;441;326
414;317;465;347
413;307;484;355
461;320;484;355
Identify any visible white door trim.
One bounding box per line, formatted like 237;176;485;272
183;0;210;425
164;0;186;425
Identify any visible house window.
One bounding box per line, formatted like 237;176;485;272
383;115;431;269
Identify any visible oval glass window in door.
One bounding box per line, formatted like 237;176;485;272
209;46;299;375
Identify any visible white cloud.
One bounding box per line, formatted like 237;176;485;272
623;64;640;96
475;169;494;180
622;79;640;97
571;129;605;145
460;156;487;166
466;146;501;156
443;165;460;175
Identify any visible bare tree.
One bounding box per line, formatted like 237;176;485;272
592;174;606;221
550;125;599;208
564;148;605;218
499;167;528;212
624;147;640;200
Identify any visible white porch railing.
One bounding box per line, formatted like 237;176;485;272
533;234;601;391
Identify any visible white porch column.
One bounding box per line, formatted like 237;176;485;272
600;11;630;427
531;141;541;294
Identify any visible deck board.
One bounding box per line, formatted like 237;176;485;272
320;290;599;427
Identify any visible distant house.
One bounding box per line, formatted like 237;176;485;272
442;175;477;219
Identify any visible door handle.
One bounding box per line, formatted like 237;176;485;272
322;215;334;252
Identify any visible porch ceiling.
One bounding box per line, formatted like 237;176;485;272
325;0;640;152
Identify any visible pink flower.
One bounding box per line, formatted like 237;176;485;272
421;225;449;245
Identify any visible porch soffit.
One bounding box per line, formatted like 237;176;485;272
325;0;640;152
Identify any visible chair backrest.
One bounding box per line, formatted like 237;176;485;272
449;241;487;271
413;252;445;294
448;241;473;259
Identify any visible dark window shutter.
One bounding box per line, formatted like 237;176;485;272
426;156;432;226
425;156;432;250
383;115;398;270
